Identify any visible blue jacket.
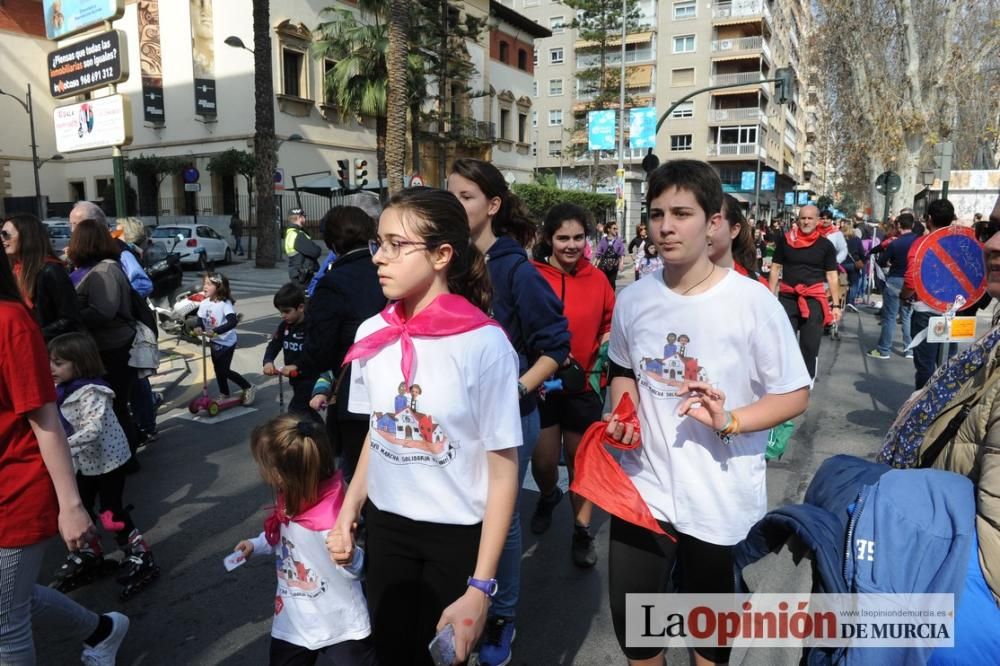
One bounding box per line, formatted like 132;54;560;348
485;236;570;415
879;232;917;279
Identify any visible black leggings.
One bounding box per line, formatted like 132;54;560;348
268;637;377;666
210;343;250;396
779;294;825;379
100;344;141;453
76;466;136;547
601;268;619;287
364;501;481;666
608;516;735;663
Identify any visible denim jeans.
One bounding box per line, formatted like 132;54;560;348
0;543;99;665
129;377;157;434
491;408;540;618
876;277;912;353
911;310;958;389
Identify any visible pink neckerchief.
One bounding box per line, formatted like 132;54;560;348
341;293;501;386
264;472;345;545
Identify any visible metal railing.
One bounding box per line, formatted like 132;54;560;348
709;71;764;86
711;35;763;52
712;0;772;22
707;142;762;156
708;107;764;122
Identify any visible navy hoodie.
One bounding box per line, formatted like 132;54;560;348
486;236;571;415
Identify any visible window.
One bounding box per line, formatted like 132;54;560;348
500;108;511;139
518;113;528;142
550;47;564;64
719;126;758;144
671;67;695;86
532;80;538;96
672;34;695;53
533;48;538;67
282;48;306;98
673;0;696;19
550;16;565;33
532;110;538;127
548;140;562;156
323;59;337;105
548;109;563;126
548;78;564;95
524;0;539;6
670;134;693;151
517;49;528;70
68;181;85;201
499;41;509;64
669;101;694;118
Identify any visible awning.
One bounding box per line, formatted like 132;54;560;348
625;64;653;89
714;17;765;27
576;30;653;49
711;87;761;96
712;53;762;62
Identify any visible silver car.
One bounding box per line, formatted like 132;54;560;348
44;222;72;255
150;224;232;266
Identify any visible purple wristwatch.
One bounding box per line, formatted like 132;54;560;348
467;576;498;597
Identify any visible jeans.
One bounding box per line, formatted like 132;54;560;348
491;408;540;618
130;377;157;435
846;270;864;306
876;277;912;353
0;543;99;665
911;310;958;389
233;236;244;255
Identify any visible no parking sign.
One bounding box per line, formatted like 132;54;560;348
912;226;987;312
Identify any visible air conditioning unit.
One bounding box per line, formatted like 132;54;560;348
720;40;734;50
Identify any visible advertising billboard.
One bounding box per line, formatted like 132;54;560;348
628;107;656;149
48;31;128;98
588;110;616;151
54;94;132;153
44;0;125;40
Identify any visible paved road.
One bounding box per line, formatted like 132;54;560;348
35;263;940;665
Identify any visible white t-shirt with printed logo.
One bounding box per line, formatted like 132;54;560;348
348;317;523;525
196;298;237;347
608;269;811;545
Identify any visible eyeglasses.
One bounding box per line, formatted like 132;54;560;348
368;237;430;260
975;220;1000;244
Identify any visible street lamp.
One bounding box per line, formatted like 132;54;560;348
224;35;253;54
0;83;44;218
921;169;936;188
36;154;64;169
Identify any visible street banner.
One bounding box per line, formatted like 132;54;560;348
784;192;794;206
761;171;776;191
740;171;755;191
588;110;616;151
54;94;133;153
797;191;810;205
628;107;656;149
912;226;987;313
43;0;125;40
189;0;218;117
138;0;166;125
47;30;128;98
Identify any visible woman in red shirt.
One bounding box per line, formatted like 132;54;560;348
0;250;128;664
529;203;616;567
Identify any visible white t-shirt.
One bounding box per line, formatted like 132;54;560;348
197;298;237;347
348;315;523;525
608;269;811;545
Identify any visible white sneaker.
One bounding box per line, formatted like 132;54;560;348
242;386;256;405
81;612;129;665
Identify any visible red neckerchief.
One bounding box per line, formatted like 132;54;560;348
785;227;821;249
818;223;837;237
264;473;345;545
570;394;674;539
733;262;769;287
342;293;501;386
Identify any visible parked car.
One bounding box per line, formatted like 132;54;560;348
44;221;72;255
150;224;231;266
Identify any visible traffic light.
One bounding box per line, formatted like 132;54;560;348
933;141;953;181
354;158;369;189
336;159;350;190
774;67;795;105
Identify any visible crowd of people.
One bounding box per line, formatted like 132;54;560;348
1;159;998;666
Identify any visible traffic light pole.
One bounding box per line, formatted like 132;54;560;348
654;77;788;136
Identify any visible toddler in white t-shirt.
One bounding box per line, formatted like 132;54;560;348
602;160;811;666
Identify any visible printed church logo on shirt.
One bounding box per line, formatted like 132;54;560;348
369;383;458;466
638;332;711;399
274;536;327;602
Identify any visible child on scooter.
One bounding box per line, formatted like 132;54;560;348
48;332;158;597
232;415;375;665
262;283;316;420
195;272;255;405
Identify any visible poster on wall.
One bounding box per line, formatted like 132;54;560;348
138;0;166;125
43;0;125;40
189;0;217;117
54;94;133;153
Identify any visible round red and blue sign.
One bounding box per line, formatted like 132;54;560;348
912;226;987;312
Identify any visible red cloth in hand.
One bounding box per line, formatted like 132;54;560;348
569;393;674;539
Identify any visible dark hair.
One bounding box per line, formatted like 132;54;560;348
533;203;593;261
450;158;538;248
4;213;59;303
251;415;336;517
273;282;305;310
67;219;120;267
646;159;723;218
48;332;106;379
203;271;234;304
321;205;376;254
643;240;659;259
721;195;757;273
0;246;25;303
913;220;926;236
385;187;493;314
819;209;834;220
926;199;955;229
896;213;915;230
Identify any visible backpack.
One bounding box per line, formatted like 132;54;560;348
596;243;619;272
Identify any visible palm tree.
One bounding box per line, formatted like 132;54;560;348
253;0;277;267
314;2;389;200
385;0;409;196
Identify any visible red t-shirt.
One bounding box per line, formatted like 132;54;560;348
0;300;59;547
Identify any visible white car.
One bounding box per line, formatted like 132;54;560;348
150;224;232;266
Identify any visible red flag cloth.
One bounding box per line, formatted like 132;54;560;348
784;227;821;249
779;281;833;326
569;393;674;539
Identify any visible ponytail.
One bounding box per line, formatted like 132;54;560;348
449;243;493;315
250;415;335;516
450;158;538;248
723;195;758;274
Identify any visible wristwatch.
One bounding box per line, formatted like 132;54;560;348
518;381;529;399
467;576;499;597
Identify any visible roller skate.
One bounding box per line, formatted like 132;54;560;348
117;530;160;600
51;540;116;592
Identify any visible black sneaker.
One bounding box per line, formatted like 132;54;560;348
477;615;515;666
572;523;597;568
530;487;564;535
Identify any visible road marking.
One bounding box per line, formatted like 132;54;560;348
167;405;259;424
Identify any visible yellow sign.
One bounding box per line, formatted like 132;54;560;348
950;318;977;340
927;316;978;342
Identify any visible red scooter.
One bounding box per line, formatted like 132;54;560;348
188;332;246;417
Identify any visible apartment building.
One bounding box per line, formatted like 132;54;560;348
515;0;821;224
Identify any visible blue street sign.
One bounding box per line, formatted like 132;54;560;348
183;167;200;184
913;227;987;312
628;107;656;149
784;192;794;206
588;110;616;151
740;171;755;190
797;191;810;205
761;171;776;191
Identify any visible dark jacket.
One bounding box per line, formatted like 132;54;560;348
34;261;81;341
486;236;571;415
878;232;917;279
299;247;386;420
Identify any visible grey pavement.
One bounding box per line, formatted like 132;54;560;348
34;268;988;665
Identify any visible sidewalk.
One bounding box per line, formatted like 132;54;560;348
214;255;292;288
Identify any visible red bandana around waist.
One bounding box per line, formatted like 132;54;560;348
342;293;502;386
779;281;833;326
785;228;821;249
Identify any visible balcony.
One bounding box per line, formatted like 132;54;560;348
709;71;764;86
422;116;496;144
712;0;772;24
708;107;764;123
707;142;765;158
711;35;770;63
